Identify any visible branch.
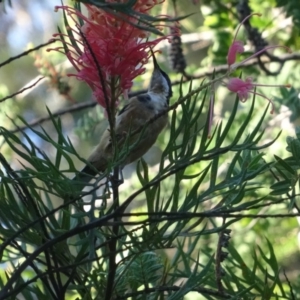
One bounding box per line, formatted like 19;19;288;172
215;223;231;294
8;100;96;134
0;39;57;68
111;211;300;222
105;168;121;300
0;77;45;104
115;285;231;299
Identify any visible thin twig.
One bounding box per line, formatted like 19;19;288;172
215;221;225;293
8;100;96;134
105;167;121;300
0;39;57;69
116;211;300;219
215;219;231;294
115;285;231;299
0;77;45;104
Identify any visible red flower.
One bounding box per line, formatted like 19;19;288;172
227;41;244;66
206;13;292;138
50;2;170;109
224;13;292;115
227;77;291;114
227;13;261;67
226;13;291;72
227;77;254;102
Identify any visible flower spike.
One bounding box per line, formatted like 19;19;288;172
49;2;173;109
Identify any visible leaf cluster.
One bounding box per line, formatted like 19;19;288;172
1;0;300;299
0;76;295;299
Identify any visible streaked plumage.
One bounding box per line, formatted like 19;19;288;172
75;51;172;184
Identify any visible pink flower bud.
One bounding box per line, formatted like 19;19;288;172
227;13;261;67
227;41;245;66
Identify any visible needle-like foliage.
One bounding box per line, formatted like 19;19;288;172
0;1;300;300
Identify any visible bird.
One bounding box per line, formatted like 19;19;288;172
73;50;172;186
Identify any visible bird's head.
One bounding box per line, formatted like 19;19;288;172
148;49;172;104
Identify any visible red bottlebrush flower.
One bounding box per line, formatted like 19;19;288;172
50;2;169;109
226;77;291;114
